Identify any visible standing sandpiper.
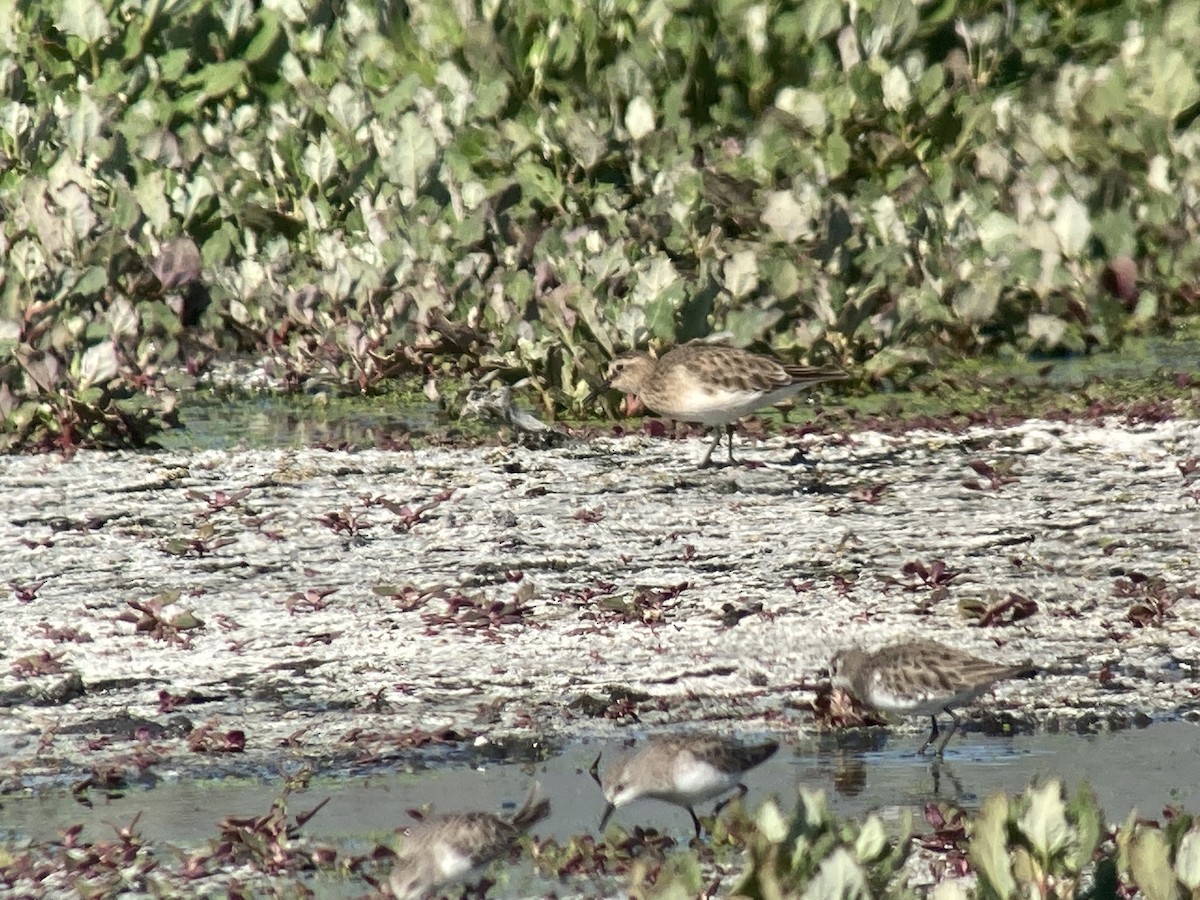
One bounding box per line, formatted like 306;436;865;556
591;342;847;468
828;640;1036;757
388;785;550;899
592;734;779;837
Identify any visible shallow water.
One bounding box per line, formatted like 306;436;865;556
162;394;438;451
164;333;1200;451
4;723;1198;849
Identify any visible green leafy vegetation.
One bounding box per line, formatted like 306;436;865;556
13;777;1198;897
631;782;1200;899
2;0;1199;450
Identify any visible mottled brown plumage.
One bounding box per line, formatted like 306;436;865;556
388;785;550;899
598;343;847;467
829;640;1036;757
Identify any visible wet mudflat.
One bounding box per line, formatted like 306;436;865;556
3;416;1199;782
1;410;1199;893
2;725;1198;896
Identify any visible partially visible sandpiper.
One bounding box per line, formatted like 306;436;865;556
828;640;1036;757
592;734;779;837
388;785;550;900
591;342;847;468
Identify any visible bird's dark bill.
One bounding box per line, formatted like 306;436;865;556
583;381;611;407
598;802;615;831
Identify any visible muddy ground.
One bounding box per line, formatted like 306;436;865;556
1;416;1199;787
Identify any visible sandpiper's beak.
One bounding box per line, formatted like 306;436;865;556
599;802;616;831
583;379;611;408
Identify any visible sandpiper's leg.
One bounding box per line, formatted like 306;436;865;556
935;709;961;757
698;427;724;468
712;782;749;816
930;757;966;798
725;423;737;464
917;715;940;756
687;805;703;838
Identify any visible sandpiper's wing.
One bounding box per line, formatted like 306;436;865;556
665;343;845;392
884;641;1034;694
686;736;779;774
408;812;515;863
945;648;1037;686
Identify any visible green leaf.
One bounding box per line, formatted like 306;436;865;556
776;88;828;133
1091;210;1137;258
1131;291;1158;324
723;250;758;299
1053;196;1091;257
243;9;282;64
881;66;911;112
56;0;111;44
642;296;677;340
71;266;107;299
514;160;562;208
134;169;172;231
868;0;919;54
762;191;814;243
1130;827;1180;900
1137;39;1200;119
861;345;933;377
65;94;104;156
977;211;1018;254
802;846;868;899
328;83;367;133
825;130;851;177
1027;314;1067;349
1010;845;1042;885
1068;783;1103;873
970;793;1016;899
388;111;439;205
78;342;119;388
757;799;788;843
181;60;248;102
1175;827;1200;890
171;610;205;630
156;48;192;83
799;0;844;42
952;272;1002;324
560;114;606;171
1018;780;1071;863
302;132;338;187
853;814;886;862
624;96;655;140
725;304;782;347
633;255;682;306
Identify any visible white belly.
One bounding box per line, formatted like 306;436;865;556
865;681;980;716
658;384;804;426
655;759;739;805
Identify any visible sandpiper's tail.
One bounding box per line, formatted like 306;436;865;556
1007;660;1039;680
739;739;781;770
511;783;552;831
782;365;850;388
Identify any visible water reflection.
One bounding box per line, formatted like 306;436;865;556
3;723;1199;851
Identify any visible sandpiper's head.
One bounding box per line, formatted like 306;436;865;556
828;648;867;689
599;755;642;807
603;353;656;394
596;753;644;831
